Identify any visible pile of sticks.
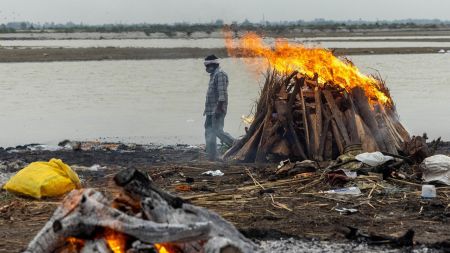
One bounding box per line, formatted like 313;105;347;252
224;70;411;163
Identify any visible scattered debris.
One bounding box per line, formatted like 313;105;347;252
202;169;224;176
355;152;394;167
0;140;449;251
324;186;362;196
421;154;450;185
175;184;192;192
334;207;358;215
421;185;437;199
87;164;104;171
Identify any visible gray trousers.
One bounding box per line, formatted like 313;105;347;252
204;113;235;160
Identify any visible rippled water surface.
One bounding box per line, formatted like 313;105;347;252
0;54;448;147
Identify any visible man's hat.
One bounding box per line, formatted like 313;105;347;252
204;54;220;66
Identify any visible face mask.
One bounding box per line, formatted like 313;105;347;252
205;65;216;74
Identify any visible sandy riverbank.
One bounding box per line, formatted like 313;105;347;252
0;47;449;63
0;142;449;252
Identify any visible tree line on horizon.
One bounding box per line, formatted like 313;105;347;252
1;19;450;35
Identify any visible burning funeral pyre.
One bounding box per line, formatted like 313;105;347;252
24;169;256;253
224;33;411;163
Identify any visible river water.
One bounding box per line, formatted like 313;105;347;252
3;38;450;49
0;54;448;147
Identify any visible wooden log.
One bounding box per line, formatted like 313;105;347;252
344;109;359;144
374;105;398;154
274;99;289;125
314;87;323;159
343;93;361;145
318;113;331;161
134;172;257;253
330;119;345;154
380;104;411;144
355;114;379;152
324;130;333;160
386;108;411;143
223;111;265;159
351;87;387;151
286;79;307;160
255;107;277;162
236;123;264;162
27;169;257;253
323;90;351;146
271;139;290;157
299;86;310;156
287;121;307;160
24;189;211;253
115;168;184;208
380;111;404;150
307;112;318;159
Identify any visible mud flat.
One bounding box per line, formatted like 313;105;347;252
0;47;449;63
0;142;449;252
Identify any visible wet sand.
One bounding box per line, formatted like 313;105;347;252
0;47;449;62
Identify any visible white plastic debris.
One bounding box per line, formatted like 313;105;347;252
421;155;450;185
88;164;104;171
27;145;63;152
324;187;362;196
355;152;393;167
438;49;446;53
277;159;290;169
335;207;358;215
202;170;224;177
342;170;357;179
421;185;437;199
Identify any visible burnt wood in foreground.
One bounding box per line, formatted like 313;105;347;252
224;71;410;163
25;169;257;253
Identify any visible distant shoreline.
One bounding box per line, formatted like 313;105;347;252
0;47;448;63
2;28;450;40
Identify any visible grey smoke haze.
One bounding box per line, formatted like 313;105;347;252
1;0;449;24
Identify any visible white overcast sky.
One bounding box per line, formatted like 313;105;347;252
0;0;449;24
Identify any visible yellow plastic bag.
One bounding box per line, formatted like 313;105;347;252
3;158;81;199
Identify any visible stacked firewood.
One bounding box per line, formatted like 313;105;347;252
224;70;411;163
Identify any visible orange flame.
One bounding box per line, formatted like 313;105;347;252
155;243;180;253
104;229;127;253
66;236;85;251
225;32;391;105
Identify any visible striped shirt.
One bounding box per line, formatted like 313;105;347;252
204;68;228;116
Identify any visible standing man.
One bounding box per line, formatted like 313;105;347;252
203;55;235;161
